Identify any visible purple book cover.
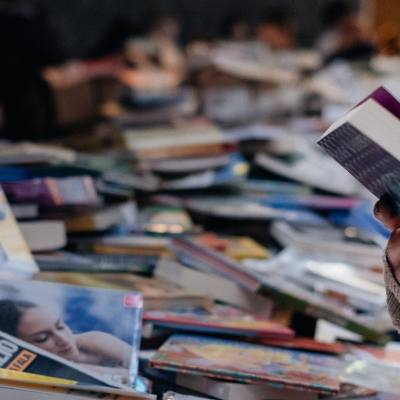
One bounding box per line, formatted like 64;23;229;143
2;176;99;206
355;86;400;119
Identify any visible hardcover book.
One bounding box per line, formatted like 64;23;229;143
142;304;294;338
0;279;143;389
318;87;400;212
148;334;340;395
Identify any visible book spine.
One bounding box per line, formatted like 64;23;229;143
137;142;239;160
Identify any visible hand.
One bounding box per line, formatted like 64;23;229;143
374;197;400;283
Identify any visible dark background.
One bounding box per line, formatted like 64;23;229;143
33;0;360;59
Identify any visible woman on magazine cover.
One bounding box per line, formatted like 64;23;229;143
374;196;400;331
0;300;132;382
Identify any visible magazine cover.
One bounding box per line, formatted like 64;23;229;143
148;334;340;395
0;279;143;390
0;369;155;399
142;304;295;338
0;187;38;278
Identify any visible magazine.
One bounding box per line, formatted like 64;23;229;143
0;279;143;389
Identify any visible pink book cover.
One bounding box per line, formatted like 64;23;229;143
149;334;340;395
142;304;295;338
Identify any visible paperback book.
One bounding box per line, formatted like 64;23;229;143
0;279;143;389
148;334;340;395
142;304;294;338
318;86;400;212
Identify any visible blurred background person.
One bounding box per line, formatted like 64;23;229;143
220;13;254;42
255;6;298;51
316;0;375;64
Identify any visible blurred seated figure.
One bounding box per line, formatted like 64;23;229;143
255;6;297;51
0;0;67;141
123;10;187;86
317;1;375;64
220;14;254;41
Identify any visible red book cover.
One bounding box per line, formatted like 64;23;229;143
254;337;346;355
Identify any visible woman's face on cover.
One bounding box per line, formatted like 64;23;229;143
16;306;79;361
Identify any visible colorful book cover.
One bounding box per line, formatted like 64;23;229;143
148;334;340;395
142;304;294;338
0;279;143;389
0;186;38;278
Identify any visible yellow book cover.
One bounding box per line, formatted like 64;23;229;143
0;188;38;278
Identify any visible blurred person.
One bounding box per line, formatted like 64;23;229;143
315;0;352;56
220;14;254;41
255;6;297;51
123;10;187;87
374;196;400;331
0;0;67;141
317;1;375;64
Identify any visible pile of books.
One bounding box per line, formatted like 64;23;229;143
3;47;400;400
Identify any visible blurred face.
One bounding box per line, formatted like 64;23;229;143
16;306;79;361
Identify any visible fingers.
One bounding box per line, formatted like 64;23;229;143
387;230;400;279
374;198;400;232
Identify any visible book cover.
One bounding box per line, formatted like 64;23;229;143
1;176;99;206
148;334;340;395
0;369;155;399
0;279;143;388
355;86;400;119
33;251;156;274
318;98;400;212
0;187;38;278
142;304;294;338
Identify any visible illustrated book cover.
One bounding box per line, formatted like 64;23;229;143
0;279;143;389
142;304;294;338
148;334;340;395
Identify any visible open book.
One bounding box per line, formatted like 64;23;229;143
318;86;400;212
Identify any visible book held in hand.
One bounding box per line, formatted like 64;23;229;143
318;86;400;212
